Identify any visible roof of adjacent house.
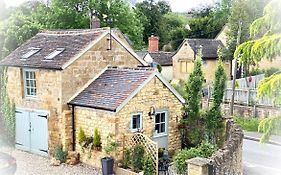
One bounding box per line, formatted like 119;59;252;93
68;66;185;112
136;51;174;66
0;28;146;70
185;39;223;59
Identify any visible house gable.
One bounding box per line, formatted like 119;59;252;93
173;40;195;62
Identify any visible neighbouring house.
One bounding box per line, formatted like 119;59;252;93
68;66;184;167
0;27;149;156
172;38;231;83
136;35;174;81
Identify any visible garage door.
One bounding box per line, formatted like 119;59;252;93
15;108;48;156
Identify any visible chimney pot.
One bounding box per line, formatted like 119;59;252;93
148;35;159;53
91;16;100;29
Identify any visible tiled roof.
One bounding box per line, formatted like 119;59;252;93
69;66;156;111
186;39;223;59
0;28;109;70
149;52;174;66
136;51;174;66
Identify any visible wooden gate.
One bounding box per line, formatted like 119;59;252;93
126;133;159;174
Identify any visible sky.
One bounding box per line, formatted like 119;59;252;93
4;0;218;12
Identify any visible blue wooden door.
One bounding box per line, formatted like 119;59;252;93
15;109;30;152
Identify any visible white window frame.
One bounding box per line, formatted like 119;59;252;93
23;69;37;98
21;47;41;59
154;111;168;136
44;48;65;60
130;113;143;132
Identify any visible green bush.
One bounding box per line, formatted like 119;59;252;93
143;155;154;175
93;128;101;147
123;148;131;169
132;145;145;171
173;143;217;174
234;116;260;132
78;127;86;144
54;144;68;163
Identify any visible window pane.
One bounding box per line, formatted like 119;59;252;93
161;123;165;133
161;113;165;122
155;113;160;123
155;124;160;133
26;80;30;86
25;72;29;79
132;115;140;129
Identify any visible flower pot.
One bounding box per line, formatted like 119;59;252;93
101;157;114;175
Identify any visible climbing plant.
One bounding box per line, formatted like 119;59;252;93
179;50;205;147
234;0;281;143
0;67;16;145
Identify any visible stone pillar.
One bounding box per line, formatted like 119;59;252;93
187;157;211;175
61;110;73;151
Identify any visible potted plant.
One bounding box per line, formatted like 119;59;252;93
101;134;118;175
93;128;102;151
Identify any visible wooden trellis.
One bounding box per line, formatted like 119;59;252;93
126;133;159;174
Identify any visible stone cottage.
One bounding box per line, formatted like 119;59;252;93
172;38;231;83
0;27;149;156
68;66;184;167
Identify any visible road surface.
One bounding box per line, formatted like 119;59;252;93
243;139;281;175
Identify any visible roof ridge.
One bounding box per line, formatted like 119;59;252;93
39;27;109;36
107;66;156;72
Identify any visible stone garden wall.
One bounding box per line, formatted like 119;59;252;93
187;119;244;175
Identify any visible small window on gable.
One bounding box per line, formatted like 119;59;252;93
44;48;65;60
131;113;142;132
21;47;41;59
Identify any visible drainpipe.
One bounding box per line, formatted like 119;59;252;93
71;105;76;151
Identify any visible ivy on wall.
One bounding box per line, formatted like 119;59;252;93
0;67;15;145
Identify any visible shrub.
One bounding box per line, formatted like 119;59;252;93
93;128;101;147
104;134;118;157
123;148;131;169
234;116;260;132
78;127;86;144
157;64;162;73
173;143;217;174
54;144;68;163
143;156;154;175
132;145;145;171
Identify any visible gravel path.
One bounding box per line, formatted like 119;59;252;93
1;147;102;175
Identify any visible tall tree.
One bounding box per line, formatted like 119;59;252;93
135;0;171;47
234;0;281;142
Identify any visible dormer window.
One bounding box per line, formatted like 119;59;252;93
21;47;41;59
44;48;65;60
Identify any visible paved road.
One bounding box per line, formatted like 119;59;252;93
243;139;281;175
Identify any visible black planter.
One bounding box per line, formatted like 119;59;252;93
101;157;114;175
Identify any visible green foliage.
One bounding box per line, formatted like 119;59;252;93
156;64;162;73
0;67;15;145
180;50;205;146
234;116;260;132
54;144;68;163
93;128;101;147
78;127;86;144
205;59;227;144
173;142;217;174
123;148;131;169
132;144;145;171
258;116;281;143
104;133;118;157
143;155;154;175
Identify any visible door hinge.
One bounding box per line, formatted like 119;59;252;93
16;142;23;146
15;111;22;114
38;115;48;119
39;149;48;153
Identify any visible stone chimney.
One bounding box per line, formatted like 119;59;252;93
91;15;100;29
148;35;159;53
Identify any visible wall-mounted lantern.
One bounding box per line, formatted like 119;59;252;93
148;107;155;119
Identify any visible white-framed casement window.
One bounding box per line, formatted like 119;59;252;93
131;113;143;132
23;69;37;97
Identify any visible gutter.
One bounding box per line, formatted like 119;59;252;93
71;105;76;151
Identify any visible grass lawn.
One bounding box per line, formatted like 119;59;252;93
233;116;261;132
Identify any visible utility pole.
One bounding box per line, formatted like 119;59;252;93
230;20;242;116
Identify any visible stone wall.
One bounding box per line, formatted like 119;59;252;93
187;119;244;175
6;67;63;152
74;76;183;168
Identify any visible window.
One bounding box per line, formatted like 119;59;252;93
180;61;193;73
21;48;41;59
131;113;142;132
44;48;65;60
23;70;36;97
155;112;166;134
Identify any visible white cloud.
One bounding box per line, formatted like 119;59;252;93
166;0;219;12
